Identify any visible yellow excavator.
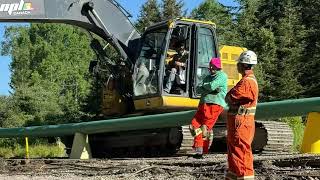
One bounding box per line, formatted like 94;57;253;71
94;18;292;156
0;0;292;156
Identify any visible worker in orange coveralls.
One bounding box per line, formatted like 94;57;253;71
189;57;228;159
225;50;259;180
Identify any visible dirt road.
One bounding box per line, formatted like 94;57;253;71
0;154;319;180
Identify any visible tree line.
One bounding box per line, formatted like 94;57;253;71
0;0;319;128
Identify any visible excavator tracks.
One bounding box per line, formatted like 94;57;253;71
177;126;194;154
210;120;294;154
253;120;294;154
78;121;294;158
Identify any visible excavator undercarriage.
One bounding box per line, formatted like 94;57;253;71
84;119;294;158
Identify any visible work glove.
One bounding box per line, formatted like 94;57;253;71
225;94;233;105
235;117;244;129
201;125;208;138
209;87;221;95
196;86;204;94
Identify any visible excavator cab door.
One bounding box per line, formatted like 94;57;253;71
133;26;169;98
132;22;192;110
191;24;219;98
162;23;192;96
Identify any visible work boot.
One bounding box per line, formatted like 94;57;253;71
193;147;203;159
192;153;203;159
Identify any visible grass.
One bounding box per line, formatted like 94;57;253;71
0;143;66;159
280;116;305;152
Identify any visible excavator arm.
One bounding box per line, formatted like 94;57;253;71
0;0;141;65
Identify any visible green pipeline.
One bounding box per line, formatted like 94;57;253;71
0;97;319;138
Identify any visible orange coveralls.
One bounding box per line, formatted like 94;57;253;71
225;70;258;180
191;104;224;154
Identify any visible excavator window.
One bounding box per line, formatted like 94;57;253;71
133;28;168;96
194;27;218;96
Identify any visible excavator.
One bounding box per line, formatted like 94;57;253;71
0;0;293;157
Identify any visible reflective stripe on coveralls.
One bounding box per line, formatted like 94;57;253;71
226;71;259;179
189;126;203;137
228;106;256;116
207;130;214;147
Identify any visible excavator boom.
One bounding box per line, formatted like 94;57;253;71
0;0;140;63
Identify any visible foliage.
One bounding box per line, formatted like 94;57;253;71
161;0;185;20
190;0;240;46
0;24;96;127
298;0;320;97
234;0;310;101
135;0;185;33
280;117;305;152
0;143;65;158
136;0;161;32
0;137;66;158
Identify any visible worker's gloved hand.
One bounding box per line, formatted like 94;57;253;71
209;87;221;95
196;86;204;93
225;94;233;105
235;118;243;129
201;125;208;138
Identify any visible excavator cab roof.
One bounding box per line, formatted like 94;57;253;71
145;18;216;32
177;18;216;27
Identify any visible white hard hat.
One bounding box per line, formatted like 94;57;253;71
238;50;257;65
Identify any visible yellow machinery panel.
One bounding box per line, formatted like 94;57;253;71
220;45;247;90
134;96;200;111
301;112;320;154
102;80;127;116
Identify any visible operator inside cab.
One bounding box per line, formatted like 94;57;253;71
164;26;190;95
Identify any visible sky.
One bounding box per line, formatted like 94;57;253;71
0;0;237;96
0;23;12;96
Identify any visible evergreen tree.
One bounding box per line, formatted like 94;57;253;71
135;0;161;32
161;0;185;20
235;0;274;101
272;0;305;100
235;0;306;101
190;0;240;46
252;0;306;100
299;0;320;97
135;0;184;31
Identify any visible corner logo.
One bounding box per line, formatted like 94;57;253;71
0;0;33;15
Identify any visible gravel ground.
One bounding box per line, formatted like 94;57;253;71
1;153;320;180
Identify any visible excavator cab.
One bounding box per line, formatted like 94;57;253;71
133;19;219;111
